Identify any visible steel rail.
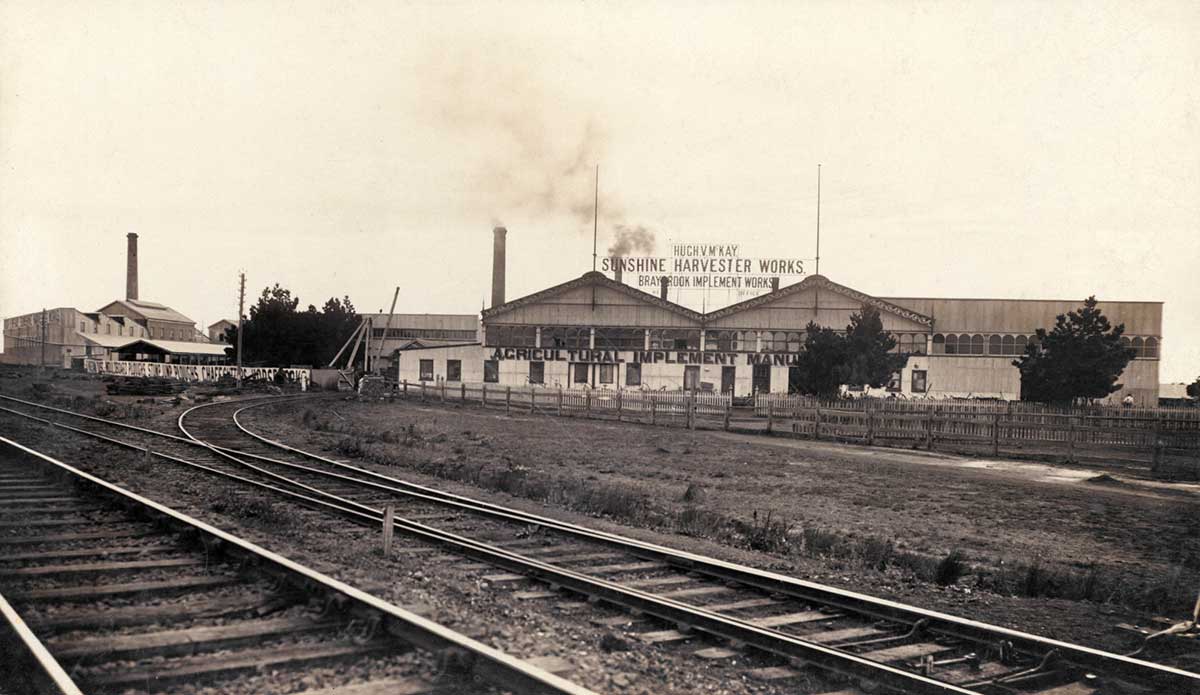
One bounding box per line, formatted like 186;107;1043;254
5;395;1200;691
4;400;977;693
224;398;1200;692
0;591;85;695
0;435;597;695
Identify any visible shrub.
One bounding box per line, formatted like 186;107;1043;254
934;550;967;586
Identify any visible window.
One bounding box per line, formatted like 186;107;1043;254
593;328;645;350
446;359;461;382
598;364;614;384
625;363;642;386
1132;337;1144;358
943;334;958;354
649;329;700;350
485;325;537;347
683;365;700;391
931;334;945;354
572;363;589;384
483;360;499;383
1002;335;1016;355
911;370;928;393
786;332;802;352
988;335;1002;355
80;321;85;333
887;372;902;392
419;359;434;381
704;330;741;352
118;325;124;336
528;361;544;384
542;326;589;349
106;324;111;334
1144;337;1159;359
971;335;985;355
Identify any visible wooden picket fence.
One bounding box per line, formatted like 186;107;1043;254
391;380;733;430
754;395;1200;475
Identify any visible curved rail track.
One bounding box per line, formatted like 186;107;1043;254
1;392;1198;695
0;434;593;695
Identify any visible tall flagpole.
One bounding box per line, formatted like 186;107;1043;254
592;164;599;272
815;163;821;277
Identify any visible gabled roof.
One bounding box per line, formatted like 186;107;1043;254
78;333;133;349
116;339;230;356
482;271;704;322
208;319;237;329
705;274;934;327
98;299;195;325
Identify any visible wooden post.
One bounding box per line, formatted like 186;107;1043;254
461;383;466;401
482;384;487;407
616;391;622;421
992;413;1000;457
557;387;563;417
688;392;695;430
381;505;394;556
766;401;774;434
926;408;935;450
723;398;731;431
529;388;536;414
505;386;511;415
1151;416;1163;472
402;379;408;396
421;381;426;401
1066;416;1076;463
866;403;875;446
814;403;822;441
441;381;446;403
651;398;657;426
585;389;591;418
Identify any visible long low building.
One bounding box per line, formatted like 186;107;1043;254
394;270;1162;404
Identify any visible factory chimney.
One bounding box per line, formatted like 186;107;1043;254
613;257;623;284
659;276;669;301
491;226;507;308
126;233;139;300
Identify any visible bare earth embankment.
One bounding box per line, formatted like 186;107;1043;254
243;394;1200;653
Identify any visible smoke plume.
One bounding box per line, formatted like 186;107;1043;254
608;224;655;257
419;47;656;254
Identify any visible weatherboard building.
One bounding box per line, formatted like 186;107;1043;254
392;231;1162;404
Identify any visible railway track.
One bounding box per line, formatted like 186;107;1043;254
2;392;1198;694
0;434;594;695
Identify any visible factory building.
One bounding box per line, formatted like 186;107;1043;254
393;228;1162;404
1;233;226;367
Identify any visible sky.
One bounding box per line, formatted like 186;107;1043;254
1;1;1197;381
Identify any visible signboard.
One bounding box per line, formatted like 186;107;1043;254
490;347;800;366
599;243;806;291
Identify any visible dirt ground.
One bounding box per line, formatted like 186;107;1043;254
2;369;1198;679
245;395;1200;620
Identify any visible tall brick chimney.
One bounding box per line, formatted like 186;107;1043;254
659;276;669;301
491;226;506;308
126;233;139;300
613;257;623;284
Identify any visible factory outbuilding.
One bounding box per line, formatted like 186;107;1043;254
394;237;1162;404
2;233;226;367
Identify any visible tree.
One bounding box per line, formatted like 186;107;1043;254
792;321;846;398
837;305;905;389
1187;377;1200;400
223;285;359;367
1013;296;1135;404
791;305;906;398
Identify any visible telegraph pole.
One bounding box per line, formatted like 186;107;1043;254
236;273;245;388
39;309;47;371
